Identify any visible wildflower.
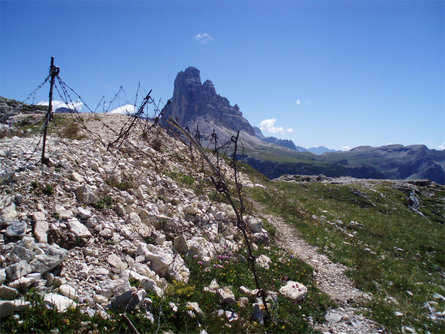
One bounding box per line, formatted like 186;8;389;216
282;325;285;329
198;261;203;265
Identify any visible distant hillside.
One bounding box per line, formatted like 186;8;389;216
308;146;340;155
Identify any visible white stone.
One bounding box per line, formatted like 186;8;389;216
44;293;77;312
256;254;271;270
6;260;32;281
127;212;141;224
6;220;26;237
203;279;219;293
0;286;19;299
186;302;203;317
173;235;188;253
8;275;40;289
75;185;98;204
59;284;77;299
77;207;92;220
0;269;6;284
33;211;48;243
67;217;92;237
71;172;85;183
184;204;198;216
0;203;17;224
107;254;128;271
217;287;235;304
279;281;308;301
247;216;262;233
93;294;109;304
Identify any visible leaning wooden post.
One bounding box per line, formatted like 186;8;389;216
41;57;60;165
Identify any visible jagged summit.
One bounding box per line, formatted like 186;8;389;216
163;67;256;140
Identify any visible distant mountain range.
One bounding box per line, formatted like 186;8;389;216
160;67;445;184
2;67;443;184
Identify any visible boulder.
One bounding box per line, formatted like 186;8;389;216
44;293;77;312
75;185;98;204
0;286;19;299
77;207;92;220
67;217;92;237
173;235;188;253
279;281;308;301
6;260;32;281
217;287;235;305
186;301;204;318
0;203;17;224
247;216;262;233
107;254;128;272
33;211;48;243
256;254;271;270
58;284;77;299
0;299;30;319
5;220;26;238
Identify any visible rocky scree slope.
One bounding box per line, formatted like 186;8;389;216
0;113;340;332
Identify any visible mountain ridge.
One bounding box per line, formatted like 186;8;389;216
160;67;444;184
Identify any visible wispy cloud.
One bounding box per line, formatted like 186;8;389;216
342;146;351;151
296;99;301;105
108;104;136;115
259;118;293;135
38;100;83;111
437;142;445;150
193;33;214;44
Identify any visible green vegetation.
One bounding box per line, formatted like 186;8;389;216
43;184;55;196
1;246;333;333
167;171;196;187
105;177;135;191
249;180;445;333
94;195;114;210
15;114;86;140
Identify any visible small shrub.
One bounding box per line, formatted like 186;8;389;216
94;195;113;210
43;184;54;196
151;137;162;152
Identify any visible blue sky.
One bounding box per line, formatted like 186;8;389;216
1;0;444;150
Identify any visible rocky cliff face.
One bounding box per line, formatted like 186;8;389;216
162;67;261;147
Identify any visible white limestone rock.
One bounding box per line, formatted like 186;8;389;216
217;287;235;305
59;284;78;299
247;216;262;233
107;254;128;271
44;293;77;312
173;235;188;253
186;301;203;318
0;203;17;224
67;217;92;237
279;281;308;301
33;211;48;243
6;260;32;281
256;254;271;270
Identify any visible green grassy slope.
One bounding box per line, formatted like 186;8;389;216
249;178;445;333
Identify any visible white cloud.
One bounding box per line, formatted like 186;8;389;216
193;33;214;44
296;99;301;105
437;142;445;150
108;104;136;115
38;100;83;111
342;146;351;151
259;118;293;135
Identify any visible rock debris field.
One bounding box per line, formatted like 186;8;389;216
0;114;384;332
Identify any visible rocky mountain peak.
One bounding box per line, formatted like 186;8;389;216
163;67;256;139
